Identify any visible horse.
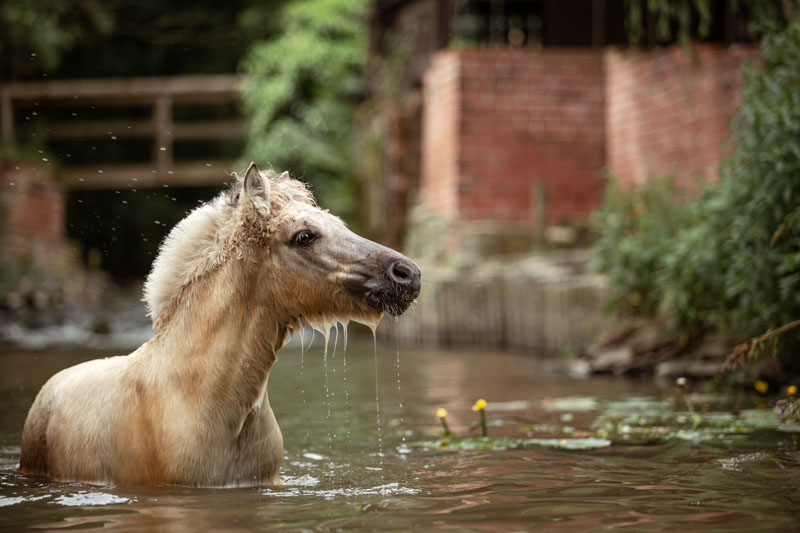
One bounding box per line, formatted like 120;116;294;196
19;163;421;487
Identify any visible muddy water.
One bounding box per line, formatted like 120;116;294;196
1;338;799;531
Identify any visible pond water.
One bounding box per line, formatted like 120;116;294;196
1;330;799;531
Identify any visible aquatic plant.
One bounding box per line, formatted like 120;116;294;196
754;379;770;395
776;385;799;424
436;408;452;437
472;399;488;437
676;376;703;427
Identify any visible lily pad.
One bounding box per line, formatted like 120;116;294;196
521;437;612;450
407;437;611;452
542;396;600;412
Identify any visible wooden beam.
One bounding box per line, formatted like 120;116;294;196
1;88;13;143
171;119;247;140
154;96;173;174
45;118;246;140
46;119;154;139
2;74;244;102
60;160;240;190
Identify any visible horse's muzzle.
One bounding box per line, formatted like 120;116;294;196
345;253;421;316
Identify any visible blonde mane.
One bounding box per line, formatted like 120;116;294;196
142;168;315;328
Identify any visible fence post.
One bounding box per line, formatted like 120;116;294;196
1;88;14;144
154;95;173;174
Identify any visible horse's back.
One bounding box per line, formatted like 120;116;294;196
20;354;130;482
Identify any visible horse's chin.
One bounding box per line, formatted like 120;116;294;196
364;292;414;317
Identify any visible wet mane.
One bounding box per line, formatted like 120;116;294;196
143;168;315;328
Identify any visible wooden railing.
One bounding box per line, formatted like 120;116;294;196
1;75;247;189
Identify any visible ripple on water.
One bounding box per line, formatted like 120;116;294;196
0;490;131;508
262;481;420;499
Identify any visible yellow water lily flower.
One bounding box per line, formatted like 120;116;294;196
472;399;487;411
788;385;797;396
754;379;769;394
437;408;448;419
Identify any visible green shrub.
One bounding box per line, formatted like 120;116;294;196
240;0;367;219
590;177;697;316
593;22;800;355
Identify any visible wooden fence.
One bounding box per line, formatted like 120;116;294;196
380;257;610;355
1;75;246;189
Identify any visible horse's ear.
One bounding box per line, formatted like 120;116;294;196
243;162;270;199
242;162;271;216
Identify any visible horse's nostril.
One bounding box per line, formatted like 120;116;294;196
389;261;413;284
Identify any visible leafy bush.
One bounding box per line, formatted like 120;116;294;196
591;178;697;316
594;22;800;352
240;0;367;219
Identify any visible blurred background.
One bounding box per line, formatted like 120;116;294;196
1;0;798;384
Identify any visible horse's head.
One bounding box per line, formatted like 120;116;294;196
236;163;421;327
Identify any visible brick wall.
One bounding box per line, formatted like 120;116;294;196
421;47;606;234
1;164;65;256
420;51;461;218
457;49;606;225
606;43;758;189
419;43;757;254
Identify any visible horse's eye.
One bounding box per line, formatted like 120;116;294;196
292;230;316;247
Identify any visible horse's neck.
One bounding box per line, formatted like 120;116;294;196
149;260;286;426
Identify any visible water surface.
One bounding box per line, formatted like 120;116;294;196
1;333;798;531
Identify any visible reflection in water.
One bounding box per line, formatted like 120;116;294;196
1;340;799;531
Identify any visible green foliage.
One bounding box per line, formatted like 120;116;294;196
624;0;795;47
625;0;712;47
240;0;368;218
590;178;698;316
593;22;800;355
0;0;114;78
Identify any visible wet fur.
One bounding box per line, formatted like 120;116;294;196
19;164;415;487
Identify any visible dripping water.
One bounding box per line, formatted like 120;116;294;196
299;326;309;443
319;321;334;471
369;323;384;477
341;321;352;446
394;317;409;469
